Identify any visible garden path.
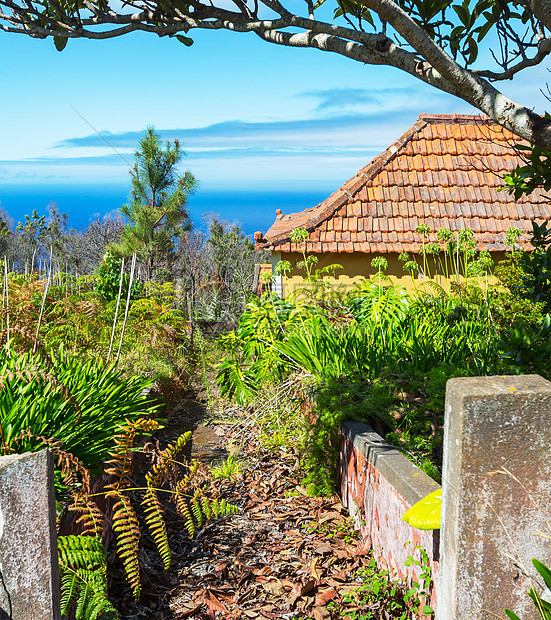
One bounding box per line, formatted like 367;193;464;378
109;400;401;620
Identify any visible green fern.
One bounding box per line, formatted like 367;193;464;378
61;419;237;606
145;430;192;488
191;494;204;528
108;491;142;599
174;481;238;538
58;535;118;620
141;487;171;569
141;430;192;569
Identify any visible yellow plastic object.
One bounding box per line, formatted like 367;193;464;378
402;489;442;530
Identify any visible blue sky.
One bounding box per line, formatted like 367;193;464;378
0;12;550;198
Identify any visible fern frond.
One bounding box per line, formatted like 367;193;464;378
108;490;142;599
60;571;80;616
104;418;159;491
69;495;104;538
141;487;171;569
173;480;238;538
145;430;191;488
75;574;93;619
200;495;212;521
58;535;118;619
210;497;220;518
174;484;195;537
58;535;106;570
191;494;204;529
422;279;448;298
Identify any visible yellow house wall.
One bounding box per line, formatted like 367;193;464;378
279;251;508;297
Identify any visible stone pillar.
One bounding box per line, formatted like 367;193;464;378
0;450;60;619
437;375;551;619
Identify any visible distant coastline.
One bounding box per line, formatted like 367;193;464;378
0;184;333;237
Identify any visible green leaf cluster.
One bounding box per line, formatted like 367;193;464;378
58;535;118;620
0;347;158;468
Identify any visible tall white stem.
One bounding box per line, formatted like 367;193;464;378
34;268;52;354
4;260;9;346
107;257;125;363
115;253;137;365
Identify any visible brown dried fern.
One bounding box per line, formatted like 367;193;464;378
104;418;159;491
69;495;104;539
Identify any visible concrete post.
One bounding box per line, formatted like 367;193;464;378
437;375;551;619
0;450;60;619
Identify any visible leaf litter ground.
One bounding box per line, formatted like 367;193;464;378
111;401;394;620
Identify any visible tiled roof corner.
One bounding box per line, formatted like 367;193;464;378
257;114;551;254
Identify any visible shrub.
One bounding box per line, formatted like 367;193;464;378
0;347;159;468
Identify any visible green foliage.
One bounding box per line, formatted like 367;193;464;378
218;273;511;490
216;293;296;403
16;209;47;271
275;317;386;383
348;281;410;329
404;546;434;615
330;551;432;619
277;227;344;302
60;417;239;601
219;217;551;493
112;127;197;281
95;252;142;303
0;347;159;468
467;252;545;326
0;271;190;386
505;559;551;619
518;221;551;312
305;377;394;495
403;223;488;285
210;448;244;480
58;535;119;620
503;137;551;200
204;218;257;320
499;316;551;378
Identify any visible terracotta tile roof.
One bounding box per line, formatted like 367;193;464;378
255;114;551;254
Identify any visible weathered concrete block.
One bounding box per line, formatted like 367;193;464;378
340;421;440;613
438;375;551;620
0;450;60;619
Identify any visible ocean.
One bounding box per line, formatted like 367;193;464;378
0;184;333;237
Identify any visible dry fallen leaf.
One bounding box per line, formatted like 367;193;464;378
309;557;323;581
195;589;228;613
263;579;288;596
312;605;332;620
289;578;316;606
314;544;333;555
314;586;336;606
177;602;203;618
355;533;372;556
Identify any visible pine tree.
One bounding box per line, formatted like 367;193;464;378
113;128;198;281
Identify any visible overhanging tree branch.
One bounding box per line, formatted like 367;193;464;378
0;0;550;148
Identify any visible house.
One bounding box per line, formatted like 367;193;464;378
254;114;551;297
